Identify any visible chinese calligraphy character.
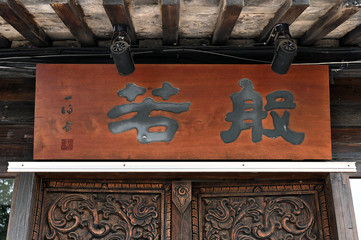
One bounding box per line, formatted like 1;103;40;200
221;78;305;145
108;82;191;144
61;96;73;114
62;121;72;132
220;79;267;143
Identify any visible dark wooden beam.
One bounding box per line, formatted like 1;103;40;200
103;0;136;43
51;0;97;47
0;0;50;47
211;0;244;45
162;0;180;46
257;0;309;43
300;0;361;46
341;24;361;45
0;34;10;48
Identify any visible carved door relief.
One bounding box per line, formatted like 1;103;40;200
32;181;171;240
192;182;331;240
31;180;331;240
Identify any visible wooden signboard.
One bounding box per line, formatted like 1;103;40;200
34;64;331;160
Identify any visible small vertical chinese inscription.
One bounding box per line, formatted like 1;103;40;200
61;96;73;150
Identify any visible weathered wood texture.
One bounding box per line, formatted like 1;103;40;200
325;173;358;240
0;0;50;47
300;0;361;46
50;0;97;47
341;24;361;45
0;78;34;169
103;0;137;43
0;34;10;48
330;77;361;161
0;78;35;101
212;0;243;45
7;173;40;240
34;64;331;160
162;0;180;46
257;0;310;43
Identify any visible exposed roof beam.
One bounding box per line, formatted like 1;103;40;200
103;0;136;43
0;0;50;47
161;0;180;46
300;0;361;46
341;24;361;45
51;0;96;47
212;0;244;45
257;0;309;43
0;34;10;48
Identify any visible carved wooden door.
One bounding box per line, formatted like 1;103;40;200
31;179;331;240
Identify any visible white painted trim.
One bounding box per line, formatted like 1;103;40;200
7;161;356;173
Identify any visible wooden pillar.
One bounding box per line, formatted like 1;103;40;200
172;181;192;240
7;173;39;240
326;173;358;240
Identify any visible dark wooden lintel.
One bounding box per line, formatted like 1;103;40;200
161;0;180;46
212;0;244;45
257;0;309;43
103;0;137;43
0;0;50;47
300;0;361;46
0;34;10;48
51;0;97;47
341;24;361;45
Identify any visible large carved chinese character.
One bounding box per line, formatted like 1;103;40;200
221;78;305;145
108;82;190;143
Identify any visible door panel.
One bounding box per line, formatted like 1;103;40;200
31;179;331;240
32;181;171;240
192;182;330;240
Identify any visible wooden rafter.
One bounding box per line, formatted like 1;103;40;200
0;34;10;48
341;24;361;45
0;0;50;47
300;0;361;46
51;0;96;47
161;0;180;46
212;0;244;45
103;0;136;43
257;0;309;43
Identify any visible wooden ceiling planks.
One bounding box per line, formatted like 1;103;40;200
0;0;50;47
341;23;361;45
211;0;244;45
257;0;310;43
300;0;361;45
50;0;97;47
0;0;360;48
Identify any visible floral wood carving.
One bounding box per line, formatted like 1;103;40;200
33;181;171;240
193;183;330;240
172;181;192;214
204;196;315;240
46;194;159;240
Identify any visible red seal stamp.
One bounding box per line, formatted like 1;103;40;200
61;139;73;150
